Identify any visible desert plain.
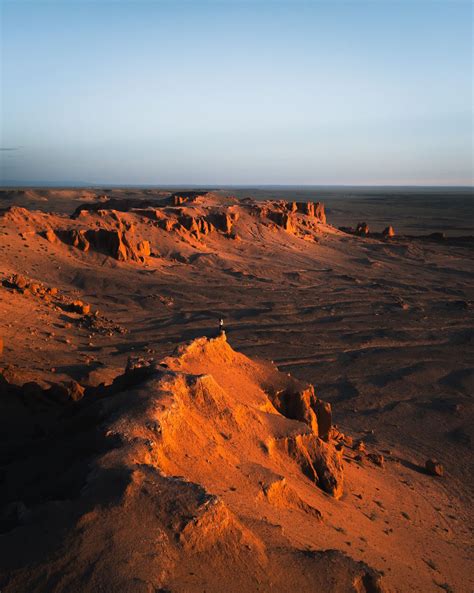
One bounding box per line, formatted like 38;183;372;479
0;187;472;593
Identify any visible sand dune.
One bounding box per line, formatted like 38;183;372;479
0;190;473;593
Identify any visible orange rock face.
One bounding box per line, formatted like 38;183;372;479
289;201;326;223
56;227;150;262
269;211;297;233
44;228;57;243
268;383;332;440
276;433;344;499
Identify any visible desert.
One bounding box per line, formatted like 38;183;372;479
0;187;472;593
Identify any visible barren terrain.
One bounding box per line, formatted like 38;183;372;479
0;188;472;593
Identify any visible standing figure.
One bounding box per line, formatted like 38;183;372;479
219;318;225;335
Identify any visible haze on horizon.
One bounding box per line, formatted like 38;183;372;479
1;0;472;187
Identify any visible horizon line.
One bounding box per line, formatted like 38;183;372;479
1;183;473;190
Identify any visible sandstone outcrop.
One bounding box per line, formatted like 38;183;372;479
72;197;162;217
71;191;209;217
154;208;240;240
290;201;327;223
32;194;332;258
168;190;209;205
56;227;150;262
0;334;390;592
267;383;332;440
208;210;240;234
246;200;326;237
276;433;344;499
269;211;297;233
165;335;344;499
44;228;57;243
178;214;214;237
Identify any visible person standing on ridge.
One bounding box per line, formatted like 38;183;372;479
219;318;225;335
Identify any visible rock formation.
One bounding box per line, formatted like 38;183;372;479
71;197;163;217
291;201;327;224
275;433;344;499
356;222;370;236
54;227;151;262
266;382;332;440
425;458;444;476
268;210;298;233
69;300;91;315
168;190;209;205
208;210;240;234
0;335;389;592
3;275;57;300
0;188;470;593
17;193;331;263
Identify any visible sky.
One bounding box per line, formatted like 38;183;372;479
0;0;472;186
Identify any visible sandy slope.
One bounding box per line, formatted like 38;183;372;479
0;190;473;593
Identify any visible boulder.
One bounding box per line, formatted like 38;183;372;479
355;222;369;236
47;380;85;403
425;459;444;476
382;225;395;238
66;380;85;402
11;274;28;291
28;283;43;295
70;300;91;315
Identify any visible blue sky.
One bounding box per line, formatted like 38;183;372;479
1;0;472;185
